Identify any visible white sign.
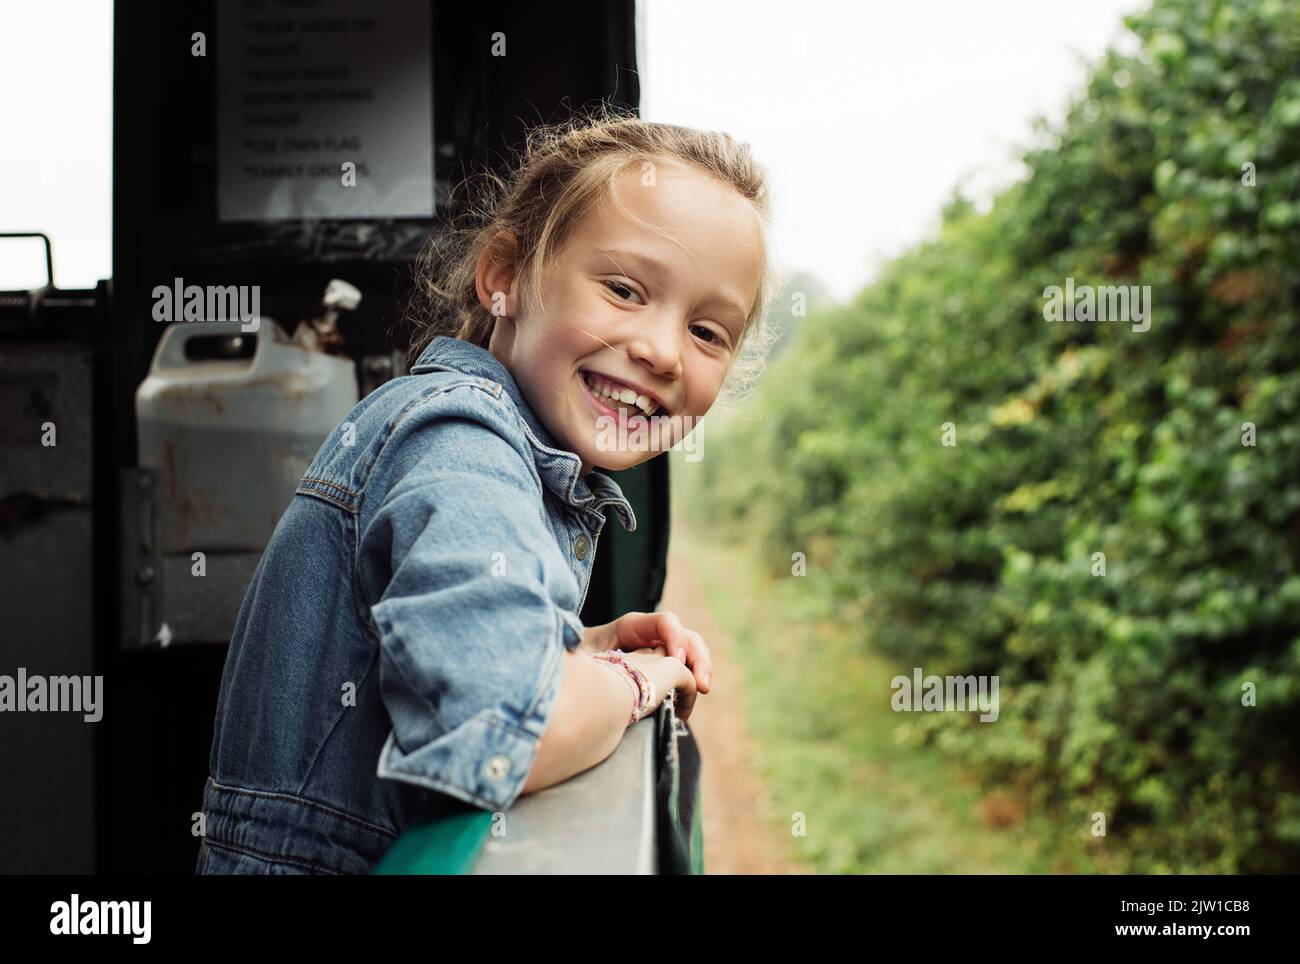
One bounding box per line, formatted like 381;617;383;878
217;0;434;221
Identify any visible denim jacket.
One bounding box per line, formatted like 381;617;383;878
196;335;636;874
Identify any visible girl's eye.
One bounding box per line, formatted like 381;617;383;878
603;280;642;304
690;324;725;347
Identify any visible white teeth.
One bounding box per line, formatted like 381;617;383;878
583;371;660;416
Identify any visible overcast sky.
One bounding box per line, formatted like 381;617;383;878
0;0;112;289
641;0;1146;300
0;1;1145;296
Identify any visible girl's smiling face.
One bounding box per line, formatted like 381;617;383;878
478;160;765;476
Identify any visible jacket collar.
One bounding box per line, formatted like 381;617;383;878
409;335;637;532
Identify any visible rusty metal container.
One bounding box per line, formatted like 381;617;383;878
135;318;358;552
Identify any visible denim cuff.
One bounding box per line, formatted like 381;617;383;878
558;608;585;651
375;610;568;812
377;701;553;813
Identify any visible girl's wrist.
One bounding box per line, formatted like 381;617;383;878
589;655;639;723
586;650;654;724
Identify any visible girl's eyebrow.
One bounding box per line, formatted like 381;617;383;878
593;248;666;276
594;247;748;333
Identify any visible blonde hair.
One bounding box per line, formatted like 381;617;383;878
403;104;782;406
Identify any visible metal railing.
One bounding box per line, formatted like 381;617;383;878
375;697;703;874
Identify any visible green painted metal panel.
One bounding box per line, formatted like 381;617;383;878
373;806;494;875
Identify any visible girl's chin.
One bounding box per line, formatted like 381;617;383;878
580;434;661;472
581;448;636;471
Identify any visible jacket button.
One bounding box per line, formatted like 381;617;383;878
573;533;591;560
485;755;510;781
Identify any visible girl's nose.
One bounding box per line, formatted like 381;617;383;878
625;315;683;380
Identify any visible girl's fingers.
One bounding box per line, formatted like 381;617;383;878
616;612;712;694
681;628;711;693
616;611;690;661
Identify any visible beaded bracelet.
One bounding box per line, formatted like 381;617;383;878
588;651;651;724
597;655;641;713
586;653;640;724
588;650;656;724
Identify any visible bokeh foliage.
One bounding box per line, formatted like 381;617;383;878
697;0;1300;871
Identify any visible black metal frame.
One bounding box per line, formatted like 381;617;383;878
98;0;668;874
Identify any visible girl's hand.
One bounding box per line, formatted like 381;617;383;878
619;648;698;722
581;610;712;694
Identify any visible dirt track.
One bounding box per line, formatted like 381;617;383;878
659;546;813;875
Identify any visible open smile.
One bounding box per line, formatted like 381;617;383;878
578;369;666;421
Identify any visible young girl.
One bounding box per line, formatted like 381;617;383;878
196;109;779;874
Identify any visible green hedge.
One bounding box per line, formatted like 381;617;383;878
698;0;1300;871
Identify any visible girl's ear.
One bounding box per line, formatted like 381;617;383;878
475;229;519;319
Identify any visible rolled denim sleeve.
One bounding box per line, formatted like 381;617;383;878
362;391;580;812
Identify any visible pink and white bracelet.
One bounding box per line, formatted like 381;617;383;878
587;649;656;724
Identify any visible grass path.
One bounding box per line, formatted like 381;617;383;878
659;542;813;873
665;515;1054;874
